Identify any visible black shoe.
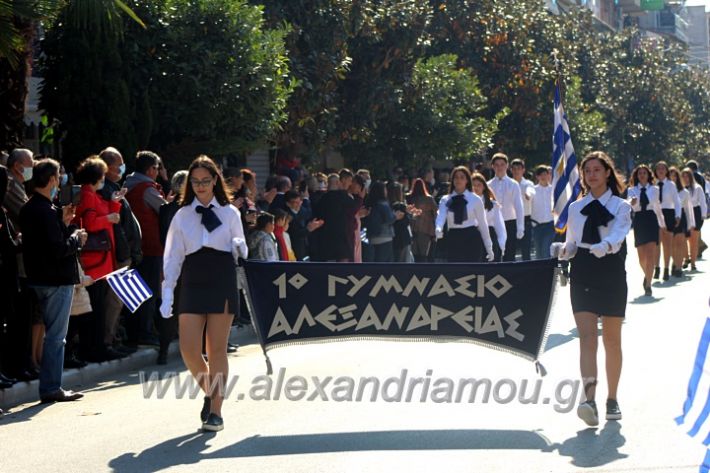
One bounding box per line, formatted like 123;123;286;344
682;259;690;269
644;286;652;297
114;344;137;355
156;353;168;365
0;379;13;389
202;413;223;432
577;400;599;426
227;343;238;354
653;266;660;279
606;399;622;420
104;347;128;361
672;268;683;278
0;372;17;384
691;263;697;271
201;397;211;423
663;268;669;281
14;368;39;382
40;388;84;403
137;336;160;347
64;356;88;369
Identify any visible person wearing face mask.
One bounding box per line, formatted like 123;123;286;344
3;148;34;229
19;158;88;402
98;147;142;356
73;156;125;363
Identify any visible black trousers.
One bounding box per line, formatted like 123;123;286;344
503;220;518;262
518;216;532;261
84;281;108;359
3;278;33;375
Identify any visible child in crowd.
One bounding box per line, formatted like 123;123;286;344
247;213;279;262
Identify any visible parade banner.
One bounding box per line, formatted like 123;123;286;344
242;260;559;373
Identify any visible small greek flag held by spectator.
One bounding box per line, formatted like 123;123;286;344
676;315;710;472
106;268;153;313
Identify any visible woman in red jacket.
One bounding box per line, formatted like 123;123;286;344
73;156;125;362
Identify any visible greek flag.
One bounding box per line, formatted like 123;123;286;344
551;81;581;234
676;316;710;472
106;268;153;313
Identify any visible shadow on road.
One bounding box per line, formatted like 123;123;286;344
107;426;627;471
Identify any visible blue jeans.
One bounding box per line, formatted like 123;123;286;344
532;222;556;259
32;285;74;396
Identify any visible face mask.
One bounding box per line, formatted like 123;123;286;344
22;166;33;181
50;186;58;201
364;179;372;191
97;179;105;190
119;163;126;178
60;174;68;187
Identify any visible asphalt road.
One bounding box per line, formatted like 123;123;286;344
1;240;708;473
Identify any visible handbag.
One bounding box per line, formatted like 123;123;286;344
83;229;112;252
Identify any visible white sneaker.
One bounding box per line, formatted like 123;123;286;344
577;401;599;426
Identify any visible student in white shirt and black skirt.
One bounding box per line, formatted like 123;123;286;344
669;167;696;278
682;167;707;271
160;155;248;432
435;166;495;263
471;172;507;262
653;161;681;281
551;151;632;427
626;164;665;296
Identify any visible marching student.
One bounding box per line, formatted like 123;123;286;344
682;167;707;271
551;151;632;427
653;161;681;281
530;165;555;259
626;164;665;296
511;159;534;260
160;155;248;432
435;166;494;263
669;167;695;278
488;153;524;262
471;172;506;262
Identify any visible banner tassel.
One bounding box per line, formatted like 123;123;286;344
535;360;547;377
264;353;273;376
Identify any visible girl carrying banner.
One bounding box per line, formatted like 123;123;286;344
434;166;494;263
160;155;248;432
551;151;632;427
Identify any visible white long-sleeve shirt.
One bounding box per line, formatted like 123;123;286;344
486;201;507;253
435;190;493;251
626;184;665;228
656;177;682;218
679;188;696;230
488;175;524;234
565;189;632;254
161;197;247;316
689;184;708;219
517;178;534;217
530;184;554;224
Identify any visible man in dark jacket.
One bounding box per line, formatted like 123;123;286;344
285;189;323;260
99;147;142;353
19;158;87;403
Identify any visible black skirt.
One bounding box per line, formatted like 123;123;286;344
632;210;659;247
569;245;627;318
662;208;677;233
178;247;238;315
445;226;483;263
674;209;689;235
693;206;704;231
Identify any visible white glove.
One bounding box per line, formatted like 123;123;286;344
160;298;173;319
589;242;608;259
232;237;248;260
485;247;495;262
516;230;524;240
435;228;444;240
556;242;577;261
550;242;564;258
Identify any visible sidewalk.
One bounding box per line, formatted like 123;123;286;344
0;325;253;411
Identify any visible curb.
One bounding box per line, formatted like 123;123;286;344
0;325;254;410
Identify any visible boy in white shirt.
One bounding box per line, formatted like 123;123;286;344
487;153;524;262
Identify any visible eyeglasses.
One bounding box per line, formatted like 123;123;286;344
190;178;214;188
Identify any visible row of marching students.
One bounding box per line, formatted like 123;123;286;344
626;161;707;297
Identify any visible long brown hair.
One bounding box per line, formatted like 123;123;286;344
180;155;231;207
681;167;698;190
407;177;430;198
629;164;655;187
653;160;669;180
668;166;684;192
471;172;496;211
448;166;473;194
579;151;625;197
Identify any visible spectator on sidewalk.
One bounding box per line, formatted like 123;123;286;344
125;151;168;347
19;158;87;403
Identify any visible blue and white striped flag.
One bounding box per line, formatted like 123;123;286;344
676;316;710;472
106;268;153;313
551;81;581;234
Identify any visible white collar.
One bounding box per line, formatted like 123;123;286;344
581;188;613;206
191;196;220;209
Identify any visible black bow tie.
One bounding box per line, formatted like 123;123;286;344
580;199;614;245
196;204;222;232
447;194;468;225
640;187;649;211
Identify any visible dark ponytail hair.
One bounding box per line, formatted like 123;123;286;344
180;155;231;207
